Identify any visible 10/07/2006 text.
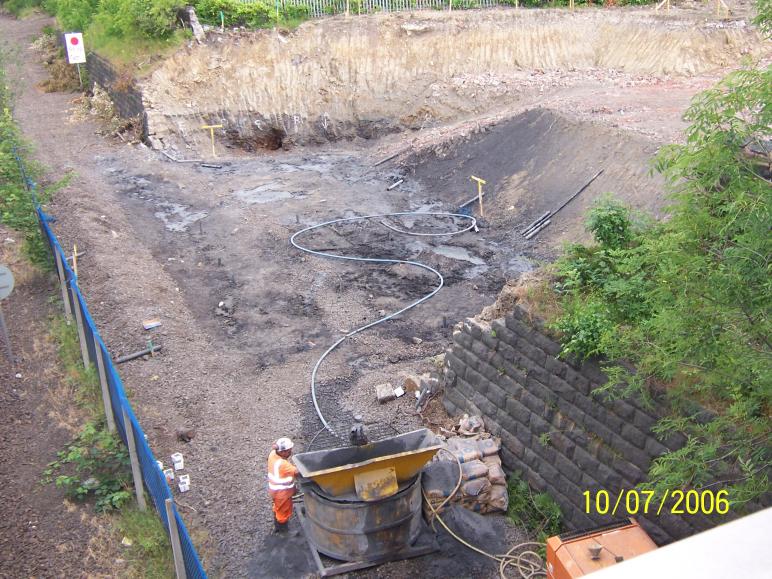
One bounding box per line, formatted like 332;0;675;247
583;489;729;517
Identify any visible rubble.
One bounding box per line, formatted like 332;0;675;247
423;414;509;516
375;383;396;404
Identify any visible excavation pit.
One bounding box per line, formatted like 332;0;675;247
142;9;762;153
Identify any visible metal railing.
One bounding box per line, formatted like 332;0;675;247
245;0;507;18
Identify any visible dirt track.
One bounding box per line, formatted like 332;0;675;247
2;4;769;577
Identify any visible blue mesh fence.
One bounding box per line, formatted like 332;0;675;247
15;153;207;578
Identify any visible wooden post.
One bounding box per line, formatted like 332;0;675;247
200;124;223;158
0;304;13;364
165;498;188;579
72;244;79;277
95;337;115;433
122;408;147;511
54;250;72;320
470;175;487;218
70;283;91;369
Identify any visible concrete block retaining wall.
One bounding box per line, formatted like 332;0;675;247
86;53;146;130
442;305;730;544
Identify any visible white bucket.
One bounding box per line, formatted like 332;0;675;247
171;452;185;470
164;468;175;484
156;460;164;471
178;474;191;493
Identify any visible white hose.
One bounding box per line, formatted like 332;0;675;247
290;212;477;436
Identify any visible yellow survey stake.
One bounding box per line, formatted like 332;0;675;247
471;175;487;217
201;124;223;158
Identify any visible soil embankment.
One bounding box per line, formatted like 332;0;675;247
144;9;762;152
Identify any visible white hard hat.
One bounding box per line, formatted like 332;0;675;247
275;437;294;452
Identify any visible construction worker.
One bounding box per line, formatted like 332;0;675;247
267;437;299;533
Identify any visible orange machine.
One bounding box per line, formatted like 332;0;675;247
546;519;658;579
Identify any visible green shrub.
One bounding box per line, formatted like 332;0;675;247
283;2;309;19
90;0;135;37
546;3;771;505
586;196;633;250
131;0;183;37
552;298;615;360
55;0;98;30
43;420;133;512
195;0;275;27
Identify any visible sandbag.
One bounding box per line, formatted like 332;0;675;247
460;459;489;481
478;437;501;457
446;437;483;464
487;463;507;486
423;461;461;500
461;476;491;498
486;484;509;513
482;454;502;467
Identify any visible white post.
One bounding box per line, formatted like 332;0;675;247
122;408;147;511
165;498;188;579
95;337;115;433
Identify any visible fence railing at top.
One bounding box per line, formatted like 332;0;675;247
14;150;206;579
244;0;506;18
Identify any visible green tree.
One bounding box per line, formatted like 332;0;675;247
551;2;770;505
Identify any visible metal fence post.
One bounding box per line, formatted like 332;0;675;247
165;498;188;579
122;407;147;511
54;250;73;320
94;338;116;433
70;283;91;369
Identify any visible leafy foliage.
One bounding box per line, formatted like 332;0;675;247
44;421;133;512
549;10;771;504
54;0;99;30
585;196;633;250
552;297;614;360
507;476;562;544
195;0;274;27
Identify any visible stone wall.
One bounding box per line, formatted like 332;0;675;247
86;53;146;130
442;305;729;544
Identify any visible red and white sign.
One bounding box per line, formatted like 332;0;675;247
63;33;86;64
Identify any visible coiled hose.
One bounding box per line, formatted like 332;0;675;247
423;450;547;579
291;212;546;577
290;212;477;435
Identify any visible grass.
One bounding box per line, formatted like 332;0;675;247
0;0;44;17
507;475;562;549
86;25;191;75
115;507;175;578
50;315;102;415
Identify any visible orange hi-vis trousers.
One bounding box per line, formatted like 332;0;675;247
270;488;295;524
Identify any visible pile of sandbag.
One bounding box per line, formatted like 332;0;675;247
423;414;509;516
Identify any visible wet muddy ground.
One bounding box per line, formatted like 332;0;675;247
84;107;661;576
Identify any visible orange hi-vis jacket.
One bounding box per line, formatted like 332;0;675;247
267;450;298;492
